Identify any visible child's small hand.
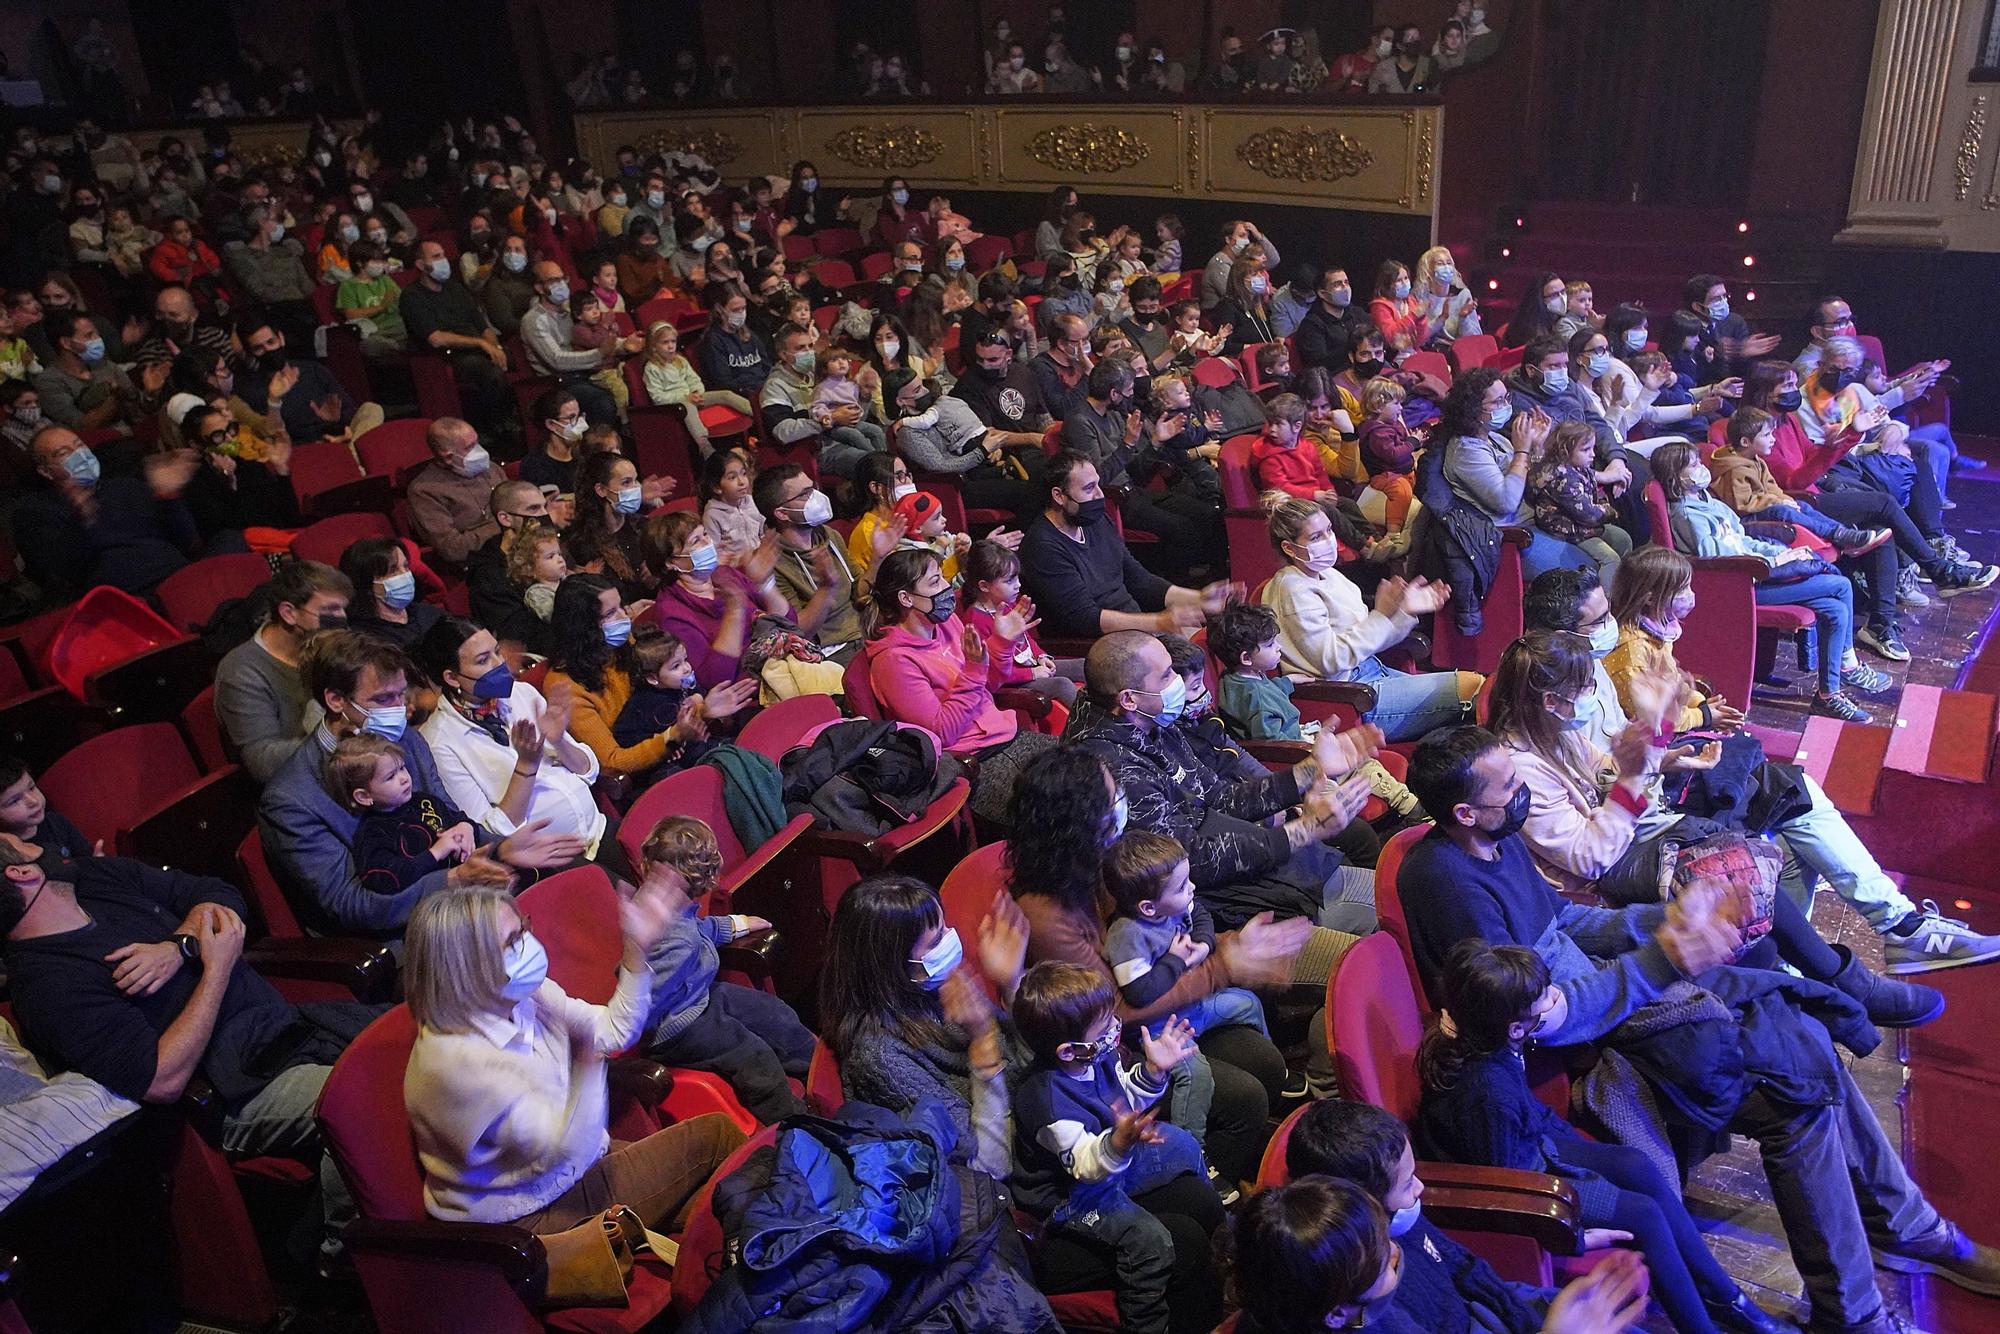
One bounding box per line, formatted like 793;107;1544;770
1140;1014;1199;1077
1167;932;1202;965
1184;939;1211;967
952;531;972;556
736;915;773;934
1110;1107;1166;1155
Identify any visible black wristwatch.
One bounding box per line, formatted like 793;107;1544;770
172;933;198;962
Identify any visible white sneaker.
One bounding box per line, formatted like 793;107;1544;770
1883;900;2000;975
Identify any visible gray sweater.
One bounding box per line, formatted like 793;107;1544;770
1443;432;1529;524
214;633;312;784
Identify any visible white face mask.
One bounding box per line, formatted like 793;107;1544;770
1388;1201;1423;1237
1588;618;1620;658
880;338;901;361
891;481;917;501
910;926;962;989
453;444;491;477
1686;464;1712;490
500;932;549;1001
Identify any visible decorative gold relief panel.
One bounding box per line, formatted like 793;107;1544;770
795;109;978;186
992;108;1186;191
1200;108;1425;213
572;104;1438;217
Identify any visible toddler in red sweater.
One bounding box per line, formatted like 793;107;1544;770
1249;393;1336;502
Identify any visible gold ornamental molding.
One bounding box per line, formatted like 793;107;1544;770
573;104;1439;220
643;129;743;167
1956;95;1988;202
1235;126;1375;182
823;125;944;171
1024;123;1151;174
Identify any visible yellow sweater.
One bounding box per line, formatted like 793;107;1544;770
544;665;666;777
1601;623;1708;733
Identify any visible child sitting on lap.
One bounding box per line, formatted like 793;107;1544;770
329;734;479;896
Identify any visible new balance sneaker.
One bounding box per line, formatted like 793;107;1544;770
1872;1221;2000;1295
1811;690;1869;722
1840;662;1893;694
1934;561;1999;599
1897;563;1931;608
1883;900;2000;975
1854;624;1910;662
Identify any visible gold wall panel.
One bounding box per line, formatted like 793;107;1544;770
794;109;980;186
574;103;1439;220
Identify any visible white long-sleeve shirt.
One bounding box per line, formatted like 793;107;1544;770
1262;562;1416;680
405;966;651;1223
420;682;605;851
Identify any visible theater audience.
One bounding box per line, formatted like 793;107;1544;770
14;424;197;598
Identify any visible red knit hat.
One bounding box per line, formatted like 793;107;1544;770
893;490;944;531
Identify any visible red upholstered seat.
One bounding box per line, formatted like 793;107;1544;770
155;553;272;634
291;511;397;568
1327;932;1428;1122
735;694;842;762
616;765;816;918
1450;334;1499;371
356;417;437;488
1373;824;1432;1012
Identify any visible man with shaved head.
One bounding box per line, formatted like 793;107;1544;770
404;417;501;567
1070;628;1381;936
465;476;559;654
134;284;234;369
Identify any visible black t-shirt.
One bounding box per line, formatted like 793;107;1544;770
3;858;282;1105
951;362;1048;433
517;444;577;496
400;278;491;350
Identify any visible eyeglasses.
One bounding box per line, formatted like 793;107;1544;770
202;426;238;445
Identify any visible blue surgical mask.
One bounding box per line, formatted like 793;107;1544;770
911;925;961;989
685;542;718;575
1388;1201;1423;1237
1142;673;1186;727
77;336;106;365
1488;401;1514;430
426;257;452;282
602;616;632;647
501;932;549;1001
1623;328;1647;351
1586;352;1610;377
61;445;101;486
1392;279;1411;299
614;482;643;513
945;254;964;271
338;223;359;244
1540;367;1570;393
1329;287;1352;308
469;663;514;701
1588;619;1620;658
1707;298;1729;322
359;703;407;741
891;188;909;206
546;280;570;305
1557;690;1598;731
502;251;528;272
1434;266;1455;286
377;571;417;609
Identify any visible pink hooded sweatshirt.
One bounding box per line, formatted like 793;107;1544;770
862;614;1019;756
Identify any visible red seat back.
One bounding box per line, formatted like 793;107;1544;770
1257;1103;1311;1186
237;827;305;939
154;553;271;634
40;722;198;847
518;865;624;1004
814;228;863;256
780;234;816;261
857;252;894;283
1488;344;1526;372
630;400;700;500
813;259;856;289
182;684;232;771
937;841;1009;1003
1429;537;1523;675
736;694;842;761
288;439;365;499
1402;350;1452;385
1218;434;1261;510
1190;356;1237;389
619;767;745;911
669;1123;782;1315
1450;334;1498;371
1240;342;1277;393
1374;825;1432;1014
356;418;435;486
1328;932;1427;1123
805;1038;846;1115
965;235;1011;271
317;1004;430;1222
840;652;881;718
290;512;398;569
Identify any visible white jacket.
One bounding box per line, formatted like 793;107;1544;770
1261;562;1415;681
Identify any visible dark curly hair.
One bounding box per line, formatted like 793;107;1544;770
1438;365;1503;444
1005;745;1117;917
548;572;620;694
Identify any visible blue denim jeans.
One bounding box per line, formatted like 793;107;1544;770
1173;986;1269;1038
1772;773;1917;930
1348;657;1467;742
1518;527;1595;582
1757;501;1843;542
1755;570;1852;691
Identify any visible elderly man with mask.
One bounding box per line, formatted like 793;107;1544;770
13;425;198;599
521;260;633;425
404;417;502;568
1066;629;1380;937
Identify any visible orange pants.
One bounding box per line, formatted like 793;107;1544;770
1371;472;1414;529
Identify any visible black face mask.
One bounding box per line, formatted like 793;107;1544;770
978;363;1009;382
314;611;348;631
256;348;287;374
1821;369;1854;392
1130;309;1159;325
1481;783;1531;840
1064;495;1107;525
1353;357;1384;379
1774;389;1804;411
